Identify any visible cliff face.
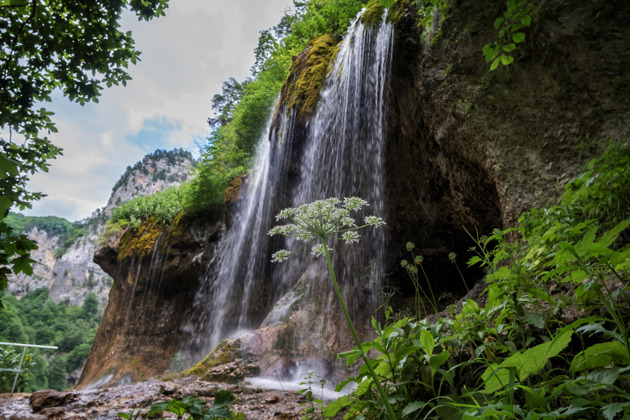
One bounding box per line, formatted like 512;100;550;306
384;0;630;291
78;214;222;388
83;0;630;388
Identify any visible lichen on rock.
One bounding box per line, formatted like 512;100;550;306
117;217;165;261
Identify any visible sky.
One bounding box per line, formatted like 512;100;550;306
21;0;295;222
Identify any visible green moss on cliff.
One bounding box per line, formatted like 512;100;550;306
224;173;247;206
285;34;340;116
118;217;164;261
362;0;410;26
361;0;386;26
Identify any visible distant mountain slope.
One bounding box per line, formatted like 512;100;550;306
6;148;196;308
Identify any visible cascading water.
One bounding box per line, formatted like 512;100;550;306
188;9;394;378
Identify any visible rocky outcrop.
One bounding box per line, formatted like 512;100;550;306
383;0;630;293
77;213;222;389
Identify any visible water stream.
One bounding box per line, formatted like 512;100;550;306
188;10;394;377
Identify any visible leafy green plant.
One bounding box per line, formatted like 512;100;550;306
483;0;537;70
117;408;141;420
269;197;395;419
321;142;630;419
400;241;438;317
145;391;241;420
298;371;326;419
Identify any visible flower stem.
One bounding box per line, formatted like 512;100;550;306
322;239;397;419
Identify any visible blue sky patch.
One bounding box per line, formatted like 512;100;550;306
126;117;182;152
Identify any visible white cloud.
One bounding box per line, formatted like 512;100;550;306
22;0;295;221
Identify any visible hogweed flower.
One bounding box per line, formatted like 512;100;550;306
268;197;395;419
268;197;385;263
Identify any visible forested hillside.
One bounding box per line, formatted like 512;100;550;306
0;289;101;391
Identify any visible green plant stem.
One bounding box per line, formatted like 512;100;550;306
322;240;397;420
419;264;439;314
454;262;469;293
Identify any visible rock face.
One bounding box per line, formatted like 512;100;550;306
383;0;630;292
82;0;630;391
77;214;222;388
6;150;195;308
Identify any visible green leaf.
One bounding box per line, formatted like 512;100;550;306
429;350;450;374
483;325;573;393
570;341;630;373
377;0;395;7
12;255;35;275
213;390;235;408
523;313;544;329
513;32;526;43
521;15;532;26
494;17;504;29
503;43;516;52
601;402;630;420
500;54;514;65
420;329;434;357
0;155;20;179
323;395;352;417
402;401;427;417
0;196;13;215
483;44;500;62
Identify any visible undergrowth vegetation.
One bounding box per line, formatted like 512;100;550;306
310;141;630;419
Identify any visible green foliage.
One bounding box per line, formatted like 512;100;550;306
322;142;630;418
46;355;67;391
0;0;169;300
483;0;538;71
413;0;450;45
142;391;241;420
0;345;35;393
4;211;89;258
111;0;369;229
298;371;326;419
111;184;189;229
0;289;102;391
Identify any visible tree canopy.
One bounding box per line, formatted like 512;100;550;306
0;0;169;302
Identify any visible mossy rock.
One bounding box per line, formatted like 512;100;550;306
184;339;242;377
224;173;248;206
279;33;340;119
118;217;165;261
362;0;411;26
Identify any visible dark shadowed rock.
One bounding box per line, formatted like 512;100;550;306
29;390;77;412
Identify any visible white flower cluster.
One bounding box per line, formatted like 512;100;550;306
269;197;385;262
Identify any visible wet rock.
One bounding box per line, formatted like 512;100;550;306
265;395;280;404
0;377;313;419
29;390;77;412
8;414;47;420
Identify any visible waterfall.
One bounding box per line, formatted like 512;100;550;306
189;10;394;372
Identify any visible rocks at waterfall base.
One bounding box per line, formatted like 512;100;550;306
0;377;315;419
